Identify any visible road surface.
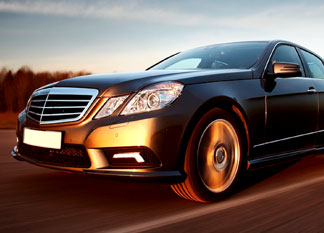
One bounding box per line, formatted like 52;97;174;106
1;129;324;233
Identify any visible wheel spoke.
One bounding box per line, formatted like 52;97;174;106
197;119;240;193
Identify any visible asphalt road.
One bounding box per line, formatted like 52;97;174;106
1;129;324;233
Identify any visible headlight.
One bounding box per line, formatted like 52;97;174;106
121;81;184;115
95;95;128;119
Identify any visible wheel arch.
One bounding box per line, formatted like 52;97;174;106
177;96;250;174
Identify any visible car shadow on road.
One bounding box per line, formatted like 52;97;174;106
11;155;324;209
12;162;293;206
12;168;199;210
238;160;299;191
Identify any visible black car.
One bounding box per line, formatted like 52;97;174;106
12;40;324;202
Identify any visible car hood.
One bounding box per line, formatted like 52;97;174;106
52;69;252;97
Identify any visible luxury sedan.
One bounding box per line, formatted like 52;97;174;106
12;40;324;202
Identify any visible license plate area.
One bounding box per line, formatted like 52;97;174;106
23;128;62;149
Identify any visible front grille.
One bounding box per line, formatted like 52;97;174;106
19;143;91;168
27;87;98;124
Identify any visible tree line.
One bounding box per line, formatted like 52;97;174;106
0;66;91;113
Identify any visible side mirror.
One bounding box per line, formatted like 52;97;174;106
270;62;302;78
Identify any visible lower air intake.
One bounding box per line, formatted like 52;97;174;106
19;143;91;168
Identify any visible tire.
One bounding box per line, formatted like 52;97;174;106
171;108;244;202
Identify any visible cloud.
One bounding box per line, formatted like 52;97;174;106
0;0;212;26
1;0;324;72
216;4;324;30
1;0;324;30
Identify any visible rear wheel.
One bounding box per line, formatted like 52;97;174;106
171;108;244;202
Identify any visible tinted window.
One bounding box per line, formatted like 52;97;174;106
165;58;201;70
270;45;305;76
300;50;324;79
150;42;268;70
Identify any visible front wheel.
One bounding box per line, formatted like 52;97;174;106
171;108;244;202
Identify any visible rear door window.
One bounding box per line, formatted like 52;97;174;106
300;50;324;79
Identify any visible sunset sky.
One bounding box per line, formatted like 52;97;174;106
1;0;324;73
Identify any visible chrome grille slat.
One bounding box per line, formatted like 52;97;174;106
30;105;45;108
28;110;42;116
31;100;47;102
31;106;87;109
42;112;83;116
27;87;98;124
45;99;90;102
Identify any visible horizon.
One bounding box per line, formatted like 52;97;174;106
1;0;324;74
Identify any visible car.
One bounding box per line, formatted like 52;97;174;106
11;40;324;202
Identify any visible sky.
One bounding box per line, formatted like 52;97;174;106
1;0;324;74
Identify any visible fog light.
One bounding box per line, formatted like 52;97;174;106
113;152;145;163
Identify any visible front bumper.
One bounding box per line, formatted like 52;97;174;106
13;87;201;183
11;146;185;182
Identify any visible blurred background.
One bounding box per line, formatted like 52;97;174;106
1;0;324;125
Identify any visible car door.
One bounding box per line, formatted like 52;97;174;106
299;49;324;147
261;45;317;156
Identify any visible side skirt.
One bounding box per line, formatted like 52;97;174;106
247;147;320;170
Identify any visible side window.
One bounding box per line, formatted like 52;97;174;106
269;45;305;76
300;50;324;79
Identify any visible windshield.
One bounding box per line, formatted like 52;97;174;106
150;42;268;70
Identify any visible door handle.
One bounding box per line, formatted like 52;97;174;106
307;87;316;93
